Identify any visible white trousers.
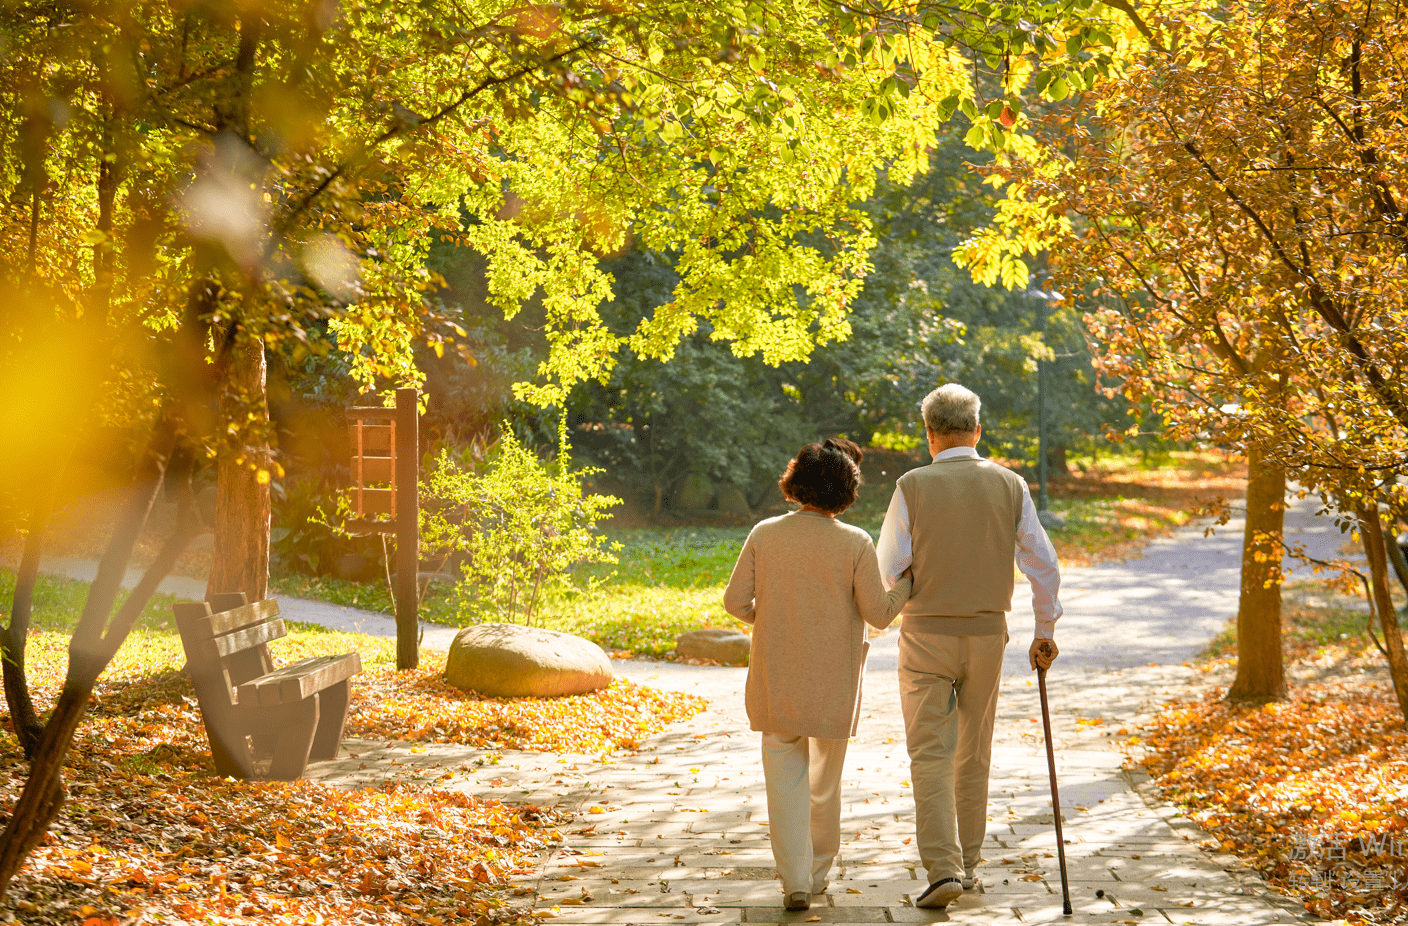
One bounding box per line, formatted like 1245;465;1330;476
760;733;849;895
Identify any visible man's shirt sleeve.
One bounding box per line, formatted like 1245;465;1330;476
1015;484;1062;639
876;485;913;591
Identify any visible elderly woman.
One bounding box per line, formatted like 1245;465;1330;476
723;438;912;912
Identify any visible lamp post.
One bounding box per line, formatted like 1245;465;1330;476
1026;285;1064;512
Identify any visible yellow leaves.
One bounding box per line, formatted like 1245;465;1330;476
348;665;706;754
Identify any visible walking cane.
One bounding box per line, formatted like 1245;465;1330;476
1037;641;1073;915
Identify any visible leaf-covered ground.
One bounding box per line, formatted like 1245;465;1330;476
1138;581;1408;924
0;578;707;924
348;660;709;754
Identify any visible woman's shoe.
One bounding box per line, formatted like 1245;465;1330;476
785;892;811;911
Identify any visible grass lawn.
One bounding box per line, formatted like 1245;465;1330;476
274;449;1245;659
1138;576;1408;925
0;569;704;926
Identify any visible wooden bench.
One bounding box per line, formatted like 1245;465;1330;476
174;593;363;781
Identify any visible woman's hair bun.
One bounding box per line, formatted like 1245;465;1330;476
822;437;863;465
779;437;863;515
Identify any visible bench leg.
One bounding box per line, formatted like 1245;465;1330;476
207;723;254;779
267;695;320;781
251;731;279;758
310;679;352;761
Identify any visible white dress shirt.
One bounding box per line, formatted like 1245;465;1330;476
876;446;1062;639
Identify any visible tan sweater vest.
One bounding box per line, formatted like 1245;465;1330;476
898;456;1026;635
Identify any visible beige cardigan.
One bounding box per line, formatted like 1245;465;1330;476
723;511;912;740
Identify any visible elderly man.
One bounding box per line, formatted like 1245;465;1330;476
877;383;1063;910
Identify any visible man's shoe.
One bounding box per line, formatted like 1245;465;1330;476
915;878;963;909
785;892;811;912
962;867;980;890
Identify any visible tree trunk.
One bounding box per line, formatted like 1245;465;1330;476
205;338;270;603
0;417;185;898
1361;507;1408;725
1226;448;1288;703
3;506;49;757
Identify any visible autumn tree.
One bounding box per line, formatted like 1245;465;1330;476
962;0;1408;707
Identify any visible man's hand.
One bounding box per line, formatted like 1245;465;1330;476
1029;638;1059;671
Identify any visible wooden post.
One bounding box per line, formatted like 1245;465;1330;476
394;387;420;670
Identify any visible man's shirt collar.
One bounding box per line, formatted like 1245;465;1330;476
931;446;980;463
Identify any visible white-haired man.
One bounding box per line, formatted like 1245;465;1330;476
877;383;1063;910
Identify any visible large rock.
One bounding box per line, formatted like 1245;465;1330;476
445;623;613;698
673;472;714;510
715;484;751;518
675;628;751;666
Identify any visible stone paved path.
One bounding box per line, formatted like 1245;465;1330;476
306;655;1319;925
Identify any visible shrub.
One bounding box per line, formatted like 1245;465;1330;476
422;432;620;626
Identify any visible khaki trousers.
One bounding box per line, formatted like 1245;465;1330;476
898;631;1007;884
760;733;849;895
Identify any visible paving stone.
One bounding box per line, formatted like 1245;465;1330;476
822;886;913;906
686;882;791;904
834;866;917;882
544;908;744;923
740;905;888;922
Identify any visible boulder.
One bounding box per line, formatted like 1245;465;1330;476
445;623;613;698
675;628;751;666
1037;510;1067;531
673;472;714;510
715;484;751;518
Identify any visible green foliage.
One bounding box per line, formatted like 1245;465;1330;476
270;475;382;577
421;433;620;626
559;133;1135;504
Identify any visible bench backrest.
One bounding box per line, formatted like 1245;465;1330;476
174;593;287;708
